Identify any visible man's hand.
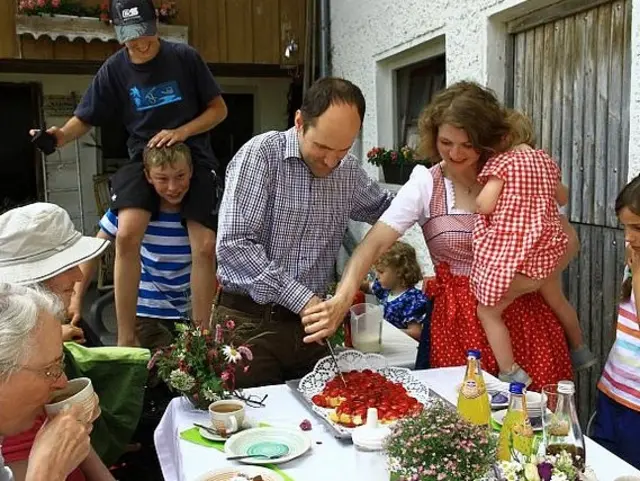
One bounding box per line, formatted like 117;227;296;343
300;294;351;344
26;404;92;481
30;126;67;149
147;128;188;148
61;323;85;344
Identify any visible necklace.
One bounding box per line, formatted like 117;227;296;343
442;164;477;195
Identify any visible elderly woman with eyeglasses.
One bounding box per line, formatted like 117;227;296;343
0;283;97;481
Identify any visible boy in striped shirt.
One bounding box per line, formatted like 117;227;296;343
73;144;194;348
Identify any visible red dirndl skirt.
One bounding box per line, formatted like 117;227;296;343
426;263;573;392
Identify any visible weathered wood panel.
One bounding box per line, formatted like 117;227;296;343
512;0;630;228
510;0;631;427
563;224;624;427
226;0;253;63
253;0;281;64
0;0;18;58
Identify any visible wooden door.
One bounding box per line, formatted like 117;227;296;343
507;0;631;427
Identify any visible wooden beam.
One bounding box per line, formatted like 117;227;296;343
0;58;300;77
507;0;614;33
0;0;18;58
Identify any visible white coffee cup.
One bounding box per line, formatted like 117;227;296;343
44;377;99;423
209;399;245;434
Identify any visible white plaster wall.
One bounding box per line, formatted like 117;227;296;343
331;0;640;275
0;72;290;232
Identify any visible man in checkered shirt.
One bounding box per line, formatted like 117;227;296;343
214;77;394;388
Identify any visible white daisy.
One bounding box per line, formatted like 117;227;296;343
222;345;242;363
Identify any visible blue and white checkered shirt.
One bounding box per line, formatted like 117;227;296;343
217;127;394;314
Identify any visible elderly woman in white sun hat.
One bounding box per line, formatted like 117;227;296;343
0;202;111;340
0;203;149;479
0;283;96;481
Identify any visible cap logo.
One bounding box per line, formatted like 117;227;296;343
122;7;139;18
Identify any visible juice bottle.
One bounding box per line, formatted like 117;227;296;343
498;382;535;462
456;349;491;426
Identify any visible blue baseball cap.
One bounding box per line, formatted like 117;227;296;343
110;0;157;44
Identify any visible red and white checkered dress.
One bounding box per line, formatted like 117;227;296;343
471;149;569;307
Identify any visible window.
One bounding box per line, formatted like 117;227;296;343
396;55;446;151
380;55;445;184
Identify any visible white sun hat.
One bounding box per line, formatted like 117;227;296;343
0;203;110;285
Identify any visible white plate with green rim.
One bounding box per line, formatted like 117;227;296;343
224;426;312;465
194;466;284;481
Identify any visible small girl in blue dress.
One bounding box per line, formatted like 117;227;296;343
362;241;432;341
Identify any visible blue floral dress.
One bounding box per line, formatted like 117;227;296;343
371;280;432;329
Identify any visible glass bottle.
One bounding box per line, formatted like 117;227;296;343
543;380;586;471
498;382;535;462
456;349;491;426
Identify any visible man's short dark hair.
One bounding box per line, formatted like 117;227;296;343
299;77;366;131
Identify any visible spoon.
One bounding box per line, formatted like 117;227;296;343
226;453;282;461
194;423;227;438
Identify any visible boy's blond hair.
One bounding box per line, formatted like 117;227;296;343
504;109;536;148
143;143;192;171
374;241;423;288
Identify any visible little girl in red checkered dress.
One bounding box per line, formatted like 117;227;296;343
471;109;596;386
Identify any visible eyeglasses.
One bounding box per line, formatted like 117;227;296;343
232;390;268;408
21;352;66;382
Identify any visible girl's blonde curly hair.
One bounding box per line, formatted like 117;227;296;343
374;241;423;288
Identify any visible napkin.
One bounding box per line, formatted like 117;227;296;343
179;427;295;481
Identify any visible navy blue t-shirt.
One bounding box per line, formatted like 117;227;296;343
74;39;222;168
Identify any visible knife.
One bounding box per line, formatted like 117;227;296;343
326;341;347;386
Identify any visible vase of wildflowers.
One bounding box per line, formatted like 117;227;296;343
495;451;598;481
149;320;254;410
385;401;498;481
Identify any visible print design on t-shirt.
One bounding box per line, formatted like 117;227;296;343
129;81;183;111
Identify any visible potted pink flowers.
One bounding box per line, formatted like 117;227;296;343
386;401;498;481
149;321;255;410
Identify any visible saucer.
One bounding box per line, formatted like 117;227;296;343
224;427;311;465
492;409;543;432
199;418;256;442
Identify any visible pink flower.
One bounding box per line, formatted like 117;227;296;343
147;350;162;370
215;324;224;343
225;319;236;330
27;0;36;9
36;0;45;7
243;365;250;373
237;345;253;361
51;0;60;7
221;370;231;381
18;0;28;11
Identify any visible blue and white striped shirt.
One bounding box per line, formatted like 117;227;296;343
100;209;191;319
216;127;394;314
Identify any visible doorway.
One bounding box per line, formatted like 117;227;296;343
210;93;254;178
0;82;44;209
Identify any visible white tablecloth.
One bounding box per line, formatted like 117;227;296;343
155;367;640;481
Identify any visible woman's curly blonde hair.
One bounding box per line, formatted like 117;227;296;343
374;241;423;288
417;81;511;167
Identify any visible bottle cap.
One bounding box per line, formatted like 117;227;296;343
352;408;391;451
509;382;526;394
467;349;481;359
557;380;575;395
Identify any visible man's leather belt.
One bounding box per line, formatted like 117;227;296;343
217;290;300;323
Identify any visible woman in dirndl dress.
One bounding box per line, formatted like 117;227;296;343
302;81;574;391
